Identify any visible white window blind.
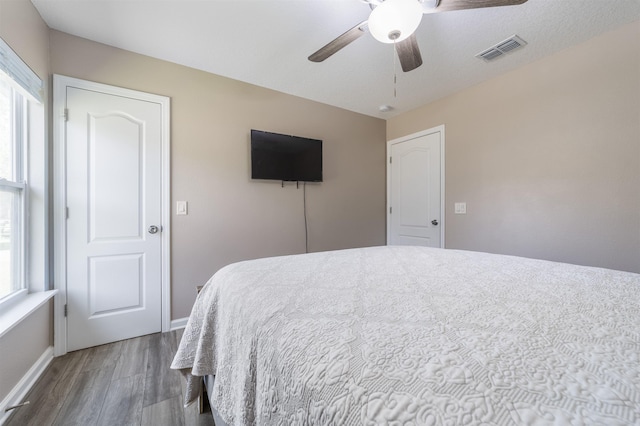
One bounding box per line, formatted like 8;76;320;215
0;37;43;103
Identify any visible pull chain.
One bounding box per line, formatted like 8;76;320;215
393;39;397;98
389;30;401;99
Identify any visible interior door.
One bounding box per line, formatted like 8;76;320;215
387;129;443;247
65;85;163;351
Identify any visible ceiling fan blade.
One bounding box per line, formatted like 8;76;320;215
308;21;368;62
435;0;528;13
396;33;423;72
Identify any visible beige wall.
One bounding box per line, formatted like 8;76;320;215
49;31;387;319
388;20;640;273
0;0;51;405
0;0;49;78
0;302;52;403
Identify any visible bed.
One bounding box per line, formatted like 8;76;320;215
171;245;640;425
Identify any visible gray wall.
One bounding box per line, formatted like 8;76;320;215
388;20;640;273
49;30;387;319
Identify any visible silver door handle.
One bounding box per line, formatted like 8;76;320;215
148;225;160;234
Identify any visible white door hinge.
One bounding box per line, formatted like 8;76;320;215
64;108;69;122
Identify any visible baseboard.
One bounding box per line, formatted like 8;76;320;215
170;317;188;331
0;346;53;425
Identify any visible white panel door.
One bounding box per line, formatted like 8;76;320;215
65;86;162;351
388;130;442;247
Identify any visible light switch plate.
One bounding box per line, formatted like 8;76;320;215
454;202;467;214
177;201;188;215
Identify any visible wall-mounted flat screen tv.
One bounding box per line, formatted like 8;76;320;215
251;129;323;182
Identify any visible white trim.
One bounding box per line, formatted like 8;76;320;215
386;125;446;248
0;290;56;339
26;96;48;294
52;75;171;357
0;86;26;310
0;37;43;103
160;88;172;335
0;346;54;425
0;180;25;190
52;76;66;356
170;317;189;331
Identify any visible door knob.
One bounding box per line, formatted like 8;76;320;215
431;219;439;226
148;225;160;234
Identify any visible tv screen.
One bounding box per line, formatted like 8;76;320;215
251;129;323;182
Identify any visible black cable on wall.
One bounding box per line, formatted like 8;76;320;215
303;182;309;253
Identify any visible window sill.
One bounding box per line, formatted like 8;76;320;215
0;290;57;339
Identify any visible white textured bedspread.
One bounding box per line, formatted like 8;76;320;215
171;246;640;425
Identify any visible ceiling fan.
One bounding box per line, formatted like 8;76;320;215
309;0;529;72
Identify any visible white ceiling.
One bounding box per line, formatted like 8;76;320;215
31;0;640;119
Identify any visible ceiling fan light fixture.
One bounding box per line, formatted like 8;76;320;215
368;0;423;44
419;0;440;14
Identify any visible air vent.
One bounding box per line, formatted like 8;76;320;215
476;35;527;62
479;49;504;61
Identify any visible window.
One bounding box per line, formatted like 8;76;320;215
0;36;43;304
0;75;26;301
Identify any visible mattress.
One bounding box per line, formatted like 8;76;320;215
171;246;640;425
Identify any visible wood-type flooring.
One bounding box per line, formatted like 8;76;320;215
5;330;214;426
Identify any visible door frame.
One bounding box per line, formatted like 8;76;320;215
52;75;171;356
386;124;445;248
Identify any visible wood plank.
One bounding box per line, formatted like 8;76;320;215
97;374;146;426
6;331;206;426
5;350;89;425
113;334;150;379
53;367;114;425
141;395;185;426
175;327;184;344
144;332;183;407
81;339;125;372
